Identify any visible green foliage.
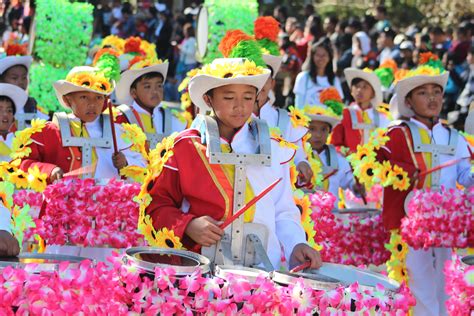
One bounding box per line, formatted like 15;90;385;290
229;40;266;67
29;63;69;113
257;38;280;56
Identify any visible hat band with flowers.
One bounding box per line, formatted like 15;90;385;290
66;71;113;94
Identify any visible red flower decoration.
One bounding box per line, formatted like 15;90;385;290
6;43;27;56
218;30;253;57
124;36;144;54
128;55;144;68
254;16;280;42
319;87;342;104
419;52;439;65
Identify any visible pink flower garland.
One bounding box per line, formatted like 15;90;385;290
444;255;474;315
400;187;474;249
0;253;415;314
310;191;390;266
27;178;144;248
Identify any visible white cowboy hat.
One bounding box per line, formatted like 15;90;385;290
391;72;449;118
0;56;32;76
344;68;383;107
262;54;282;78
189;58;271;113
115;62;169;105
0;83;27;113
306;105;341;128
53;66;115;109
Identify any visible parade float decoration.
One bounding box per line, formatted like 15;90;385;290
400;187;474;249
444;255;474;315
29;0;94;113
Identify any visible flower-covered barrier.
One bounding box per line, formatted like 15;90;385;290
25;178;144;249
400;187;474;249
308;191;390;266
0;253;415;315
444;255;474;315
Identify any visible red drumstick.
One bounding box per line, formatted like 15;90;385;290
220;178;282;230
63;164;96;177
418;158;463;178
290;261;311;273
106;98;119;154
322;169;338;182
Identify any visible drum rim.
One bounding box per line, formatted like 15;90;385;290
0;252;90;271
331;208;381;215
124;247;211;275
196;5;208;60
311;263;400;292
214;265;269;281
270;270;342;291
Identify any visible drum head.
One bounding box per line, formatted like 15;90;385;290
125;247;211;276
214;265;268;282
311;263;400;292
196;5;208;61
332;208;381;215
0;253;89;272
271;270;341;291
461;255;474;266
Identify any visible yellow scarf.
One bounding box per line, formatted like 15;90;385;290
313;151;330;191
0;140;11;157
139;112;156;134
418;128;433;187
220;143;256;223
69;121;98;177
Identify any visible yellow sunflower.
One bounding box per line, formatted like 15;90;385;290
101;35;125;53
302;217;321;251
120;165;147;183
29;119;47;134
289;162;298;190
386;231;409;261
138;214;158;246
368;128;390;150
9;169;29;189
354;159;381;188
180;92;191;110
387;259;408;283
309;157;323;188
91;76;112;93
288;106;310;128
67;72;95;88
139;172;157;200
148;134;176;175
10;129;35;159
0;181;14;208
178;77;190;93
242;60;263;76
120;123;148;157
155;227;183;249
376;160;394;187
391;165;411;191
270;133;298;150
294;192;311;222
353;144;376;162
26;166;48;192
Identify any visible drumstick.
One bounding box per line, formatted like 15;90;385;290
63;164;96;177
290;261;311;273
322;169;338;182
418;158;463;178
220;178;282;230
106;98;119;154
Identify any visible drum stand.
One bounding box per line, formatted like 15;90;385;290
200;116;274;271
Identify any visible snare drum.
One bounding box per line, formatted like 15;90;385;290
270;270;341;291
461;255;474;266
0;253;90;273
124;247;211;277
214;265;268;283
331;208;381;219
310;263;400;293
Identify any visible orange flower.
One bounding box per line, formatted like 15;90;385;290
419;52;439;65
218;30;253;57
93;48;120;65
6;43;27;56
394;69;409;83
379;59;398;72
254;16;280;42
128;55;145;68
319;87;342;104
124;36;144;54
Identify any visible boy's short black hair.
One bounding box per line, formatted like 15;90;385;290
350;77;369;87
130;72;164;90
0;96;16;115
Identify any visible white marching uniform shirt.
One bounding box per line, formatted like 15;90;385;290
45;114;146;262
404;118;473;316
130;101;187;134
315;145;355;207
218;122;307;268
257;101;308;166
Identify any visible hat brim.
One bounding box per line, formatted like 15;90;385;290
0;83;27;113
344;68;383;107
115;63;169;105
262;54;282;78
393;72;449;118
189;72;271;113
0;56;32;76
53;81;115;109
308;114;340;128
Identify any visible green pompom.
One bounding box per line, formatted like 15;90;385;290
374;68;394;88
425;59;445;71
203;0;259;64
229;40;265;67
34;0;93;68
29;63;70;113
96;54;120;83
257;38;280;56
324;100;344;116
